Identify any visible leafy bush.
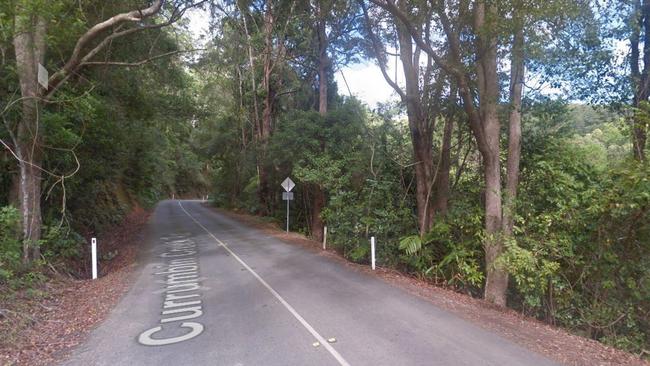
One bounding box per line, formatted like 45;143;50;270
513;139;650;353
397;205;484;291
0;206;21;283
323;176;413;266
41;225;83;266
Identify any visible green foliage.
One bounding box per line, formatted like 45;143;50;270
1;2;209;287
0;206;21;282
498;237;560;310
40;226;83;265
397;206;485;290
37;31;209;232
315;111;416;265
431;241;484;289
513;135;650;352
399;235;421;256
0;206;81;286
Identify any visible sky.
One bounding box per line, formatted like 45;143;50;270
186;7;632;108
335;62;400;108
186;8;399;109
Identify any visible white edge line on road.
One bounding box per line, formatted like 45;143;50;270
178;201;351;366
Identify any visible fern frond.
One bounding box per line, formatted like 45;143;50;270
399;235;422;255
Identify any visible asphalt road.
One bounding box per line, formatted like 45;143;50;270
64;200;558;366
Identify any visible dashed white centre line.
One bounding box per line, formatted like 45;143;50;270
178;201;351;366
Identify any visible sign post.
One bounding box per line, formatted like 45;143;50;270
281;177;295;233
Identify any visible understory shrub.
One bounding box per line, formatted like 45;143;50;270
0;206;21;283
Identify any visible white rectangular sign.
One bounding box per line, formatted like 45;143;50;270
38;63;48;89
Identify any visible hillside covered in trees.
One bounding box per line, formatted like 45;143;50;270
1;0;649;359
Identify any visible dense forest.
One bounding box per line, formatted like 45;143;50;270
1;0;649;358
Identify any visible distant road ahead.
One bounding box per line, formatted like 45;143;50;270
64;200;558;366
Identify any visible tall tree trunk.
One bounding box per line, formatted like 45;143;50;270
317;13;328;116
257;0;275;215
258;66;273;214
503;19;524;236
475;1;508;307
433;117;453;215
13;9;46;264
310;185;325;242
311;6;328;242
632;0;650;161
397;22;435;237
412;131;435;235
360;1;436;235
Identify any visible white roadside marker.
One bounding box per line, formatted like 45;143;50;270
91;237;98;279
371;236;376;271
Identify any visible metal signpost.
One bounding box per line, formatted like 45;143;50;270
281;177;295;232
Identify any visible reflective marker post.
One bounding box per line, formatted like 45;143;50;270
371;236;376;270
91;237;98;279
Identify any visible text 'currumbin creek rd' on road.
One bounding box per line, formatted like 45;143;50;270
138;234;205;346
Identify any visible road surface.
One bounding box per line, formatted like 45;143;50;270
64;200;558;366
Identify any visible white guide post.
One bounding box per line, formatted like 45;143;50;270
91;237;98;279
323;226;327;250
371;236;376;270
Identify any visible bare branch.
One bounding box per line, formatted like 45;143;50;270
369;0;457;76
81;49;205;67
45;0;209;99
46;0;165;95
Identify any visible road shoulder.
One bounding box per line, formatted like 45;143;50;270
0;208;150;366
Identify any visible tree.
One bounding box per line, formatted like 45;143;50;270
234;0;297;215
4;0;203;264
630;0;650;160
360;1;453;237
292;0;363;241
369;0;576;305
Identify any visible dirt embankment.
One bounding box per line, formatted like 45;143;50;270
215;206;649;366
0;207;150;366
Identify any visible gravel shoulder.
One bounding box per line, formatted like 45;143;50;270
213;206;649;366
